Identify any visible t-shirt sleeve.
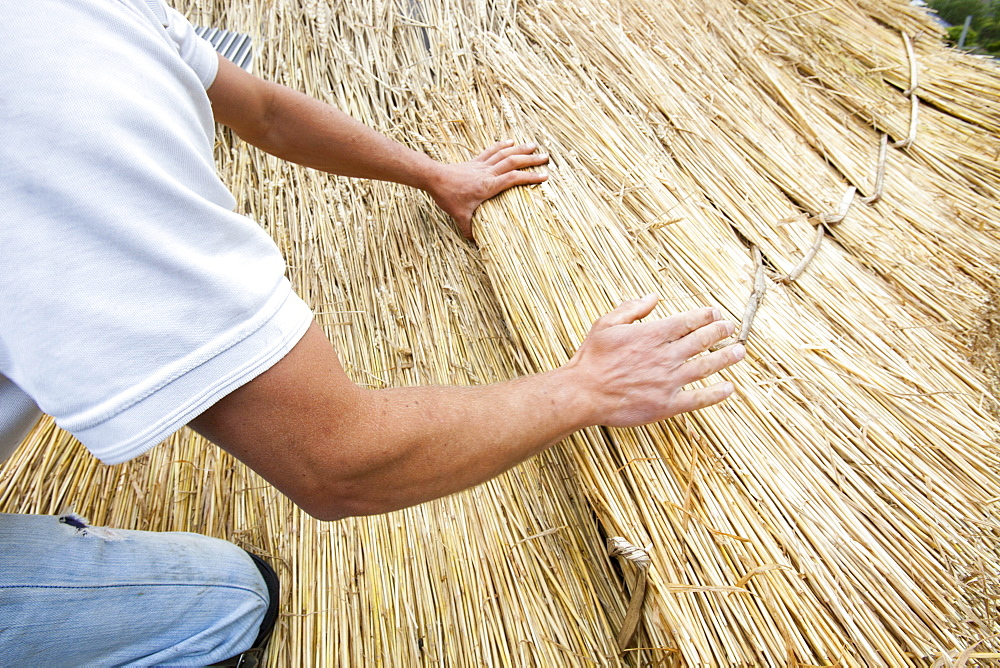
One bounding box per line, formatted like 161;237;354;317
151;1;220;89
0;375;42;464
1;0;311;466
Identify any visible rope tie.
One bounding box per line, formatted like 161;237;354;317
780;222;826;284
861;133;889;205
607;537;651;652
893;32;919;149
779;32;917;284
739;246;767;344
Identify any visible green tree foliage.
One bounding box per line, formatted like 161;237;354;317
929;0;1000;55
934;0;986;25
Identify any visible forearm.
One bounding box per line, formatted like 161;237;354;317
235;80;442;190
332;369;590;517
208;54;547;239
191;324;592;521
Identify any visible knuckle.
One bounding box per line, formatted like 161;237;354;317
695;327;717;349
592;314;614;329
685;309;712;331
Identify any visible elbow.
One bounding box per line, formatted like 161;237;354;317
292;479;394;522
298;500;349;522
299;502;391;523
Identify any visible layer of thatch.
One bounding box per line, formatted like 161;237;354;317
4;0;1000;665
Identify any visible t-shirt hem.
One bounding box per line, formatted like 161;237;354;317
73;293;313;465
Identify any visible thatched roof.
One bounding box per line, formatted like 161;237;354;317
5;0;1000;664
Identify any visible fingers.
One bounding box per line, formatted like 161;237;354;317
474;139;517;162
437;140;547;241
477;140;549;169
664;321;735;367
591;294;659;333
574;301;745;426
492;169;548;193
669;381;736;414
654;307;727;344
491;153;549;176
591;303;734;358
676;343;744;386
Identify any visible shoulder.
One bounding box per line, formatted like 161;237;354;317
124;0;221;88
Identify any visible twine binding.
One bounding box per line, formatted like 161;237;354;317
608;537;651;652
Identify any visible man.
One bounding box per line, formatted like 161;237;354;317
0;0;745;664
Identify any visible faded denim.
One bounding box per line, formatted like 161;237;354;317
0;513;268;666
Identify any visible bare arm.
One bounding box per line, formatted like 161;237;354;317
206;55;547;238
200;58;743;519
190;296;744;520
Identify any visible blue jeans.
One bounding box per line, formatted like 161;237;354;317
0;513;269;665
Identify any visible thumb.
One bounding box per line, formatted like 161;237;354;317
591;293;659;332
454;211;475;240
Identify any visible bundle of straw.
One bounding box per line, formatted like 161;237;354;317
4;0;1000;665
411;0;1000;662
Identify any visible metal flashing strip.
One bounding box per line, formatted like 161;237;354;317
194;26;253;73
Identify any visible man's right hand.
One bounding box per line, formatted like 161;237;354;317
559;294;743;429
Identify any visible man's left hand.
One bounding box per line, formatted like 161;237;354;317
207;54;548;241
429;140;549;240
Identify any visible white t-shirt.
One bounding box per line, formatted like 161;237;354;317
0;0;313;464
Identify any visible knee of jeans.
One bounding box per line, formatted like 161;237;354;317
0;528;272;666
146;537;272;663
190;538;271;630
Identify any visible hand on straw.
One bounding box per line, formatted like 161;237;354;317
563;294;743;428
207;59;545;241
427;139;549;240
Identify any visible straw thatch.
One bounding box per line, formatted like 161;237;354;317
4;0;1000;664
